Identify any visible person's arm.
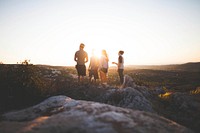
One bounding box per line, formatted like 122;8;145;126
112;56;119;65
74;52;77;62
118;56;123;67
99;57;103;69
85;52;88;63
88;57;91;69
112;62;118;65
119;56;123;63
96;58;100;67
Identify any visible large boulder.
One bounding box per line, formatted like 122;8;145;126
0;95;193;133
96;75;154;113
99;87;154;113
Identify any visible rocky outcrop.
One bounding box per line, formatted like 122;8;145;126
170;93;200;111
162;92;200;132
98;87;154;113
96;75;156;113
0;95;193;133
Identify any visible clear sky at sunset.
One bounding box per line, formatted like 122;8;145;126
0;0;200;66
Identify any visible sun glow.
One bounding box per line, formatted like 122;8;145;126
90;49;102;59
0;0;199;66
85;43;119;66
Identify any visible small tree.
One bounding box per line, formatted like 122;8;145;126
20;59;32;65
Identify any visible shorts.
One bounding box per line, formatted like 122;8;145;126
76;65;86;76
89;69;99;79
100;68;108;73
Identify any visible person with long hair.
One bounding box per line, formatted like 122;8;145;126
99;49;109;84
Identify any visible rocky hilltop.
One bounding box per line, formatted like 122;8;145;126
0;96;193;133
0;64;199;133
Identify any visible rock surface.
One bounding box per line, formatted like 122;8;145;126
0;95;193;133
99;87;154;113
95;75;155;113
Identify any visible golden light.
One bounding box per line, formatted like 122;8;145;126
91;49;102;59
190;87;200;95
22;116;49;132
159;92;172;99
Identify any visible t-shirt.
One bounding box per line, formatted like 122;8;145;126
90;56;99;70
75;49;88;65
99;55;109;69
118;55;124;69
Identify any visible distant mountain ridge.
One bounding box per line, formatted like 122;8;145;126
126;62;200;72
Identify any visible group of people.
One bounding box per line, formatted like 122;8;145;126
74;43;124;85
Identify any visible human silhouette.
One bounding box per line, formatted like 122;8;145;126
112;50;124;84
88;49;99;83
99;49;109;84
74;43;88;83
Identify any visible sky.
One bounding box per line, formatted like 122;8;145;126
0;0;200;66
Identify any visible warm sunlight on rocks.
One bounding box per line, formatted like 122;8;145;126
190;87;200;95
159;92;172;99
22;116;49;132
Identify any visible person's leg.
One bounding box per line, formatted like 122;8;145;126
89;70;92;83
104;72;107;83
89;77;92;83
100;71;104;83
99;71;102;83
79;65;86;83
94;69;99;83
78;76;80;82
80;76;84;82
118;69;124;84
76;65;81;83
102;72;107;84
91;70;96;83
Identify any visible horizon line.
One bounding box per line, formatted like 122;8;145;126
1;61;199;67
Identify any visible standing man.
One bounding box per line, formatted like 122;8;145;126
74;43;88;83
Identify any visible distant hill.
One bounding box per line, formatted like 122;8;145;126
177;62;200;71
126;62;200;72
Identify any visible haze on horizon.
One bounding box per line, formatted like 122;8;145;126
0;0;200;66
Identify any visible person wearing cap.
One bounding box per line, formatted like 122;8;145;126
74;43;88;83
112;50;124;84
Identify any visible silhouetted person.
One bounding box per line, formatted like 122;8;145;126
88;49;99;83
112;50;124;84
99;49;109;84
74;43;88;83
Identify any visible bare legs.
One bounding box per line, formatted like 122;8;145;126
78;76;85;83
99;71;107;84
